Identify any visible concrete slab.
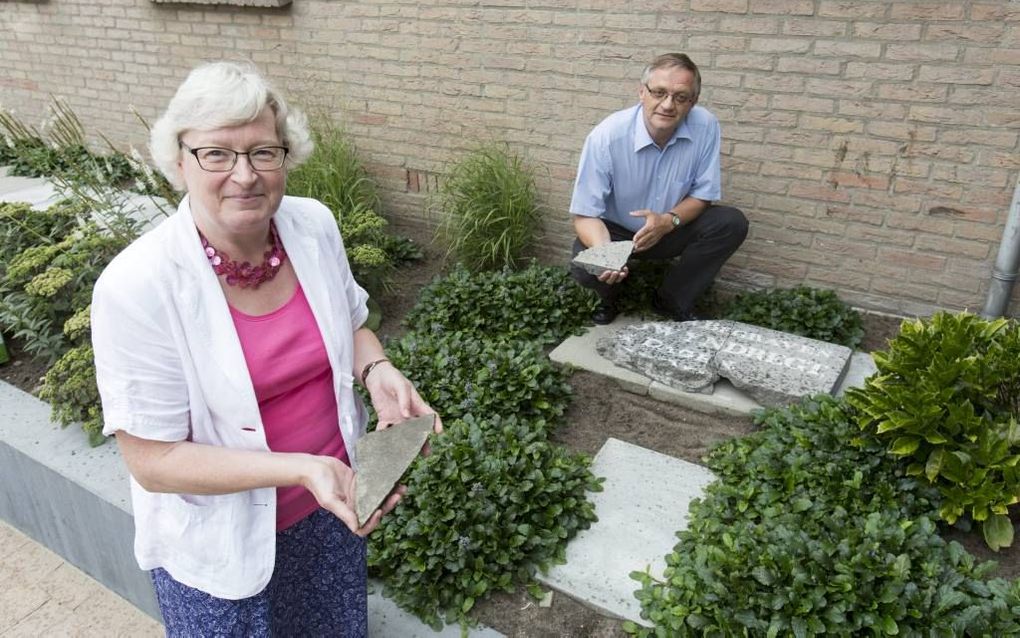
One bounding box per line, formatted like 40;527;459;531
836;351;879;396
551;315;877;416
0;173;45;195
368;582;505;637
550;316;652;396
0;181;62;210
537;438;715;626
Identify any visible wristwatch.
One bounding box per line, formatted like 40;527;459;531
669;212;682;229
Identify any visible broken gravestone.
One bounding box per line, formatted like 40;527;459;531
354;413;435;526
572;241;633;276
597;320;852;406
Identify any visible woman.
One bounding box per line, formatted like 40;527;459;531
91;61;438;636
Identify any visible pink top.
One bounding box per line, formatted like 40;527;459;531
230;284;348;531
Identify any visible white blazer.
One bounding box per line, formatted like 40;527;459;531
91;195;369;599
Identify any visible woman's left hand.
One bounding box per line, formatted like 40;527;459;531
365;363;444;434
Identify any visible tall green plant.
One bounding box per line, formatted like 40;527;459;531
286;119;379;214
846;312;1020;551
287;119;419;296
0;100;173;200
434;143;541;271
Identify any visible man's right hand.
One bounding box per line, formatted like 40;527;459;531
597;265;629;285
573;215;629;284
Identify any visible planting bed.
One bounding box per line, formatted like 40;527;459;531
2;219;1016;637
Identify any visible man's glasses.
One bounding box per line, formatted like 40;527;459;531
181;142;289;172
643;84;695;105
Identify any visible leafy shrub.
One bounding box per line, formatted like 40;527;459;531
286;119;418;295
434;143;541;272
404;264;597;346
846;312;1020;551
723;285;864;348
629;395;1020;636
1;217;137;363
385;330;572;428
0;201;82;279
38;344;104;446
368;414;602;630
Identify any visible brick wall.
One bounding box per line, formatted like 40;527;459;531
1;0;1018;317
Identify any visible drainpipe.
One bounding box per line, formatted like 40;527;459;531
981;176;1020;319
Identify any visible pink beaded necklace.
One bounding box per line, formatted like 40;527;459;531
198;221;287;289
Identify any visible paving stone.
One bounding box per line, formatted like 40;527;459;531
68;590;162;637
0;583;49;633
601;320;852;407
368;582;505;637
0;182;61;210
836;351;879;397
354;414;435;526
4;600;75;637
571;240;633;276
37;562;96;608
537;438;715;626
0;533;63;589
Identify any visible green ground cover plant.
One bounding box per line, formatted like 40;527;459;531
286;119;420;298
404;263;597;346
385;330;572;427
368;414;601;630
629;395;1020;636
722;285;864;348
367;262;602;632
434;143;541;272
846;312;1020;551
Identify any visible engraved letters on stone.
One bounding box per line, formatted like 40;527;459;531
598;320;852;406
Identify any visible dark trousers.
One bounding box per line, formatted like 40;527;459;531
569;205;748;313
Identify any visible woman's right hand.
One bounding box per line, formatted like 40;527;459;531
299;455;400;537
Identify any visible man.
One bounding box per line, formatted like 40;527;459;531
569;53;748;324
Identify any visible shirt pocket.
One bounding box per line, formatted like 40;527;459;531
161;492;253;571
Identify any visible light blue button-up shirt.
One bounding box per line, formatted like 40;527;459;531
569;104;722;233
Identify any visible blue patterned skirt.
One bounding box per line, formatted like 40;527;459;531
151;508;367;637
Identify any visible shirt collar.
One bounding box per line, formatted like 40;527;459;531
631;104;694;152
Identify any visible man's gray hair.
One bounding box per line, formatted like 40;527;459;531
640;53;702;98
150;61;313;191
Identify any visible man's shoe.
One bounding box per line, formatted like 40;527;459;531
652;294;701;322
592;303;618;325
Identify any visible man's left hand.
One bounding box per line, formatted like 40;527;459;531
630;209;672;252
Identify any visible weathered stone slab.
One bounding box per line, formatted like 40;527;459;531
571;241;633;276
713;323;852;406
596;321;736;393
354;414;435;526
600;320;852;406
